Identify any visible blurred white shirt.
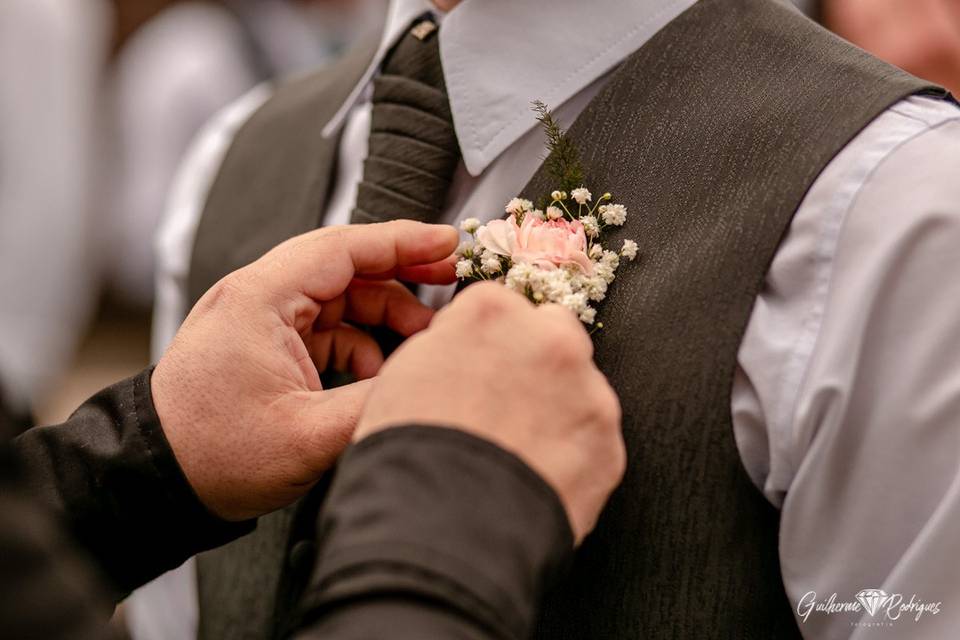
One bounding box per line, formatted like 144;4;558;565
0;0;111;409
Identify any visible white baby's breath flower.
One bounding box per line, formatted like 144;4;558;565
561;292;588;314
563;272;586;300
544;269;573;301
460;217;482;234
513;262;537;279
579;307;597;325
546;206;564;220
621;239;639;261
505;198;533;215
551;190;563;201
589;243;604;259
456;259;475;278
585;275;608;302
481;255;502;274
593;262;616;284
504;198;525;215
505;262;536;294
571;187;592;205
532;290;545;302
581;215;600;238
601;250;621;270
601;203;627;226
455;240;476;258
529;208;545;220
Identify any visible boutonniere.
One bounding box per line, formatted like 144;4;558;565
455;101;638;327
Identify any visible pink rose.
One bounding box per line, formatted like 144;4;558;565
477;214;592;273
475;216;518;257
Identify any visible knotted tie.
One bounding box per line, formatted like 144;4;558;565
351;17;460;225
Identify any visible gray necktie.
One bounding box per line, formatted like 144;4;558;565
351;17;460;225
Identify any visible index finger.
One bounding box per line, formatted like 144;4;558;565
258;220;459;301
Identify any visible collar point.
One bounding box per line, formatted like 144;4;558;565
461;148;490;177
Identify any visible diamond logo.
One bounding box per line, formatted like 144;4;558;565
856;589;891;617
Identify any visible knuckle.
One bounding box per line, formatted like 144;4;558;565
538;321;589;367
588;391;626;487
603;380;622;416
608;437;628;484
580;375;621;432
459;282;512;317
314;226;349;253
382;219;409;232
427;301;457;328
470;281;508;305
597;382;622;429
201;270;249;311
538;305;592;350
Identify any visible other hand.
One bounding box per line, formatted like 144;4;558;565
356;282;625;544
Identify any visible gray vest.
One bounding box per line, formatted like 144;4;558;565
188;1;946;637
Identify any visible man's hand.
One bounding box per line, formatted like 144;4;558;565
356;282;626;543
152;221;458;521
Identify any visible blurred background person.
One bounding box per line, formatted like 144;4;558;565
0;0;112;433
1;0;384;425
795;0;960;94
104;0;384;309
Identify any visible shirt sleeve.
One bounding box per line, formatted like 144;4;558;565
759;109;960;636
0;440;115;640
11;369;254;600
294;426;574;640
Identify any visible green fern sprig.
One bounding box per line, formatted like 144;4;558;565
532;100;585;194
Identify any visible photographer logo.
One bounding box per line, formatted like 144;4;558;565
855;589;891;617
797;588;941;627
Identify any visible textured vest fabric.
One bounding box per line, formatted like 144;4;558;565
188;1;945;637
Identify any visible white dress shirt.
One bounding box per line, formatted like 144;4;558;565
0;0;110;409
143;1;960;637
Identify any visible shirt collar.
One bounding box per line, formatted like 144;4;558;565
324;0;698;176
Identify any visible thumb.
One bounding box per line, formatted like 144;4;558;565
293;378;375;474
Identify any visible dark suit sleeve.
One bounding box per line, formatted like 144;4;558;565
295;426;574;640
9;368;255;600
0;444;117;640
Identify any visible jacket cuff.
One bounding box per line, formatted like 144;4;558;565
13;368;254;598
301;425;573;639
133;367;257;553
